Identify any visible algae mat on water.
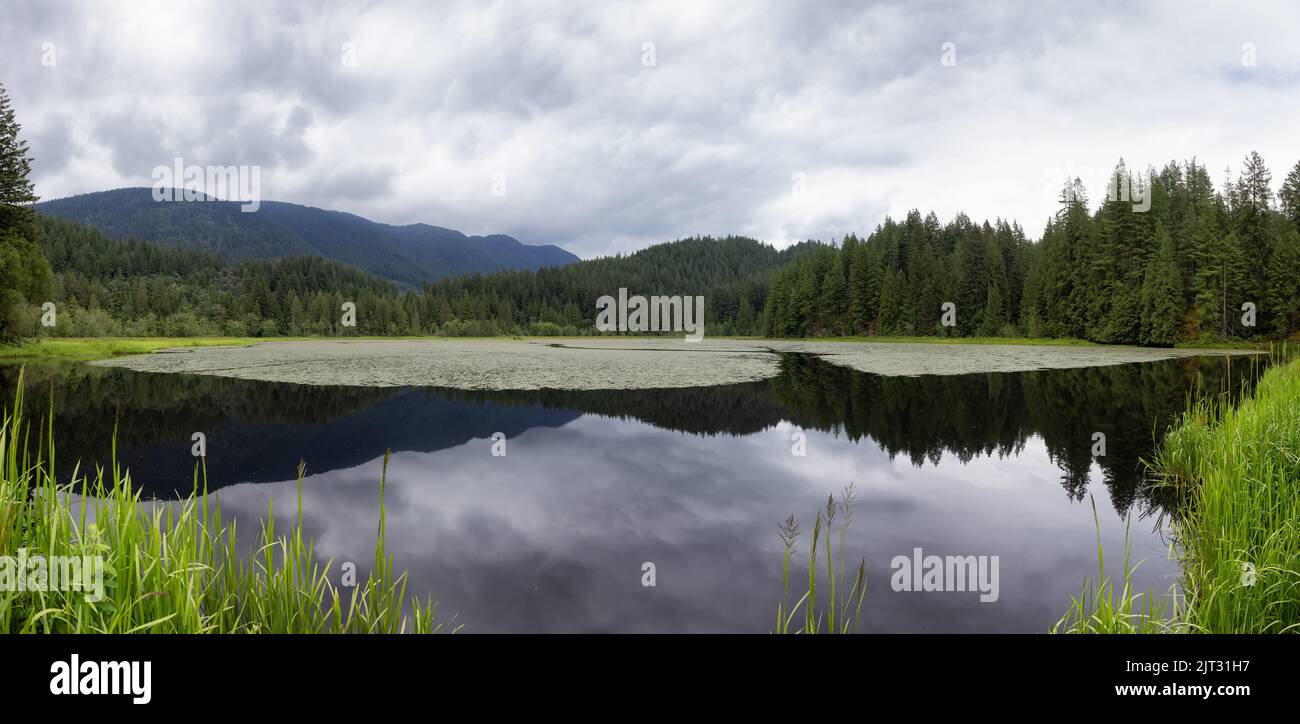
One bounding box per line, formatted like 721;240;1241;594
86;338;1261;391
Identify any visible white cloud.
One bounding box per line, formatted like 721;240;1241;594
2;0;1298;257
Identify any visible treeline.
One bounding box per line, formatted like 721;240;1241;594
410;236;817;336
16;153;1300;344
26;218;815;337
765;214;1032;338
23;152;1300;343
765;154;1300;344
26;214;405;337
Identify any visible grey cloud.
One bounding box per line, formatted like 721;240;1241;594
302;162;398;204
193;104;316;170
278;105;315;167
92;110;171;179
443;40;580;118
4;0;1300;257
28;112;74;177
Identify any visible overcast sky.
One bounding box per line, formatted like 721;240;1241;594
2;0;1298;258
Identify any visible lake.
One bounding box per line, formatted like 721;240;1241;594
1;351;1266;633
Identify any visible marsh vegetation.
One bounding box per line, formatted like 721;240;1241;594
1;371;448;633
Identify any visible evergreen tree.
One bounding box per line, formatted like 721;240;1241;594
1280;159;1300;229
0;83;37;207
1140;226;1183;345
979;232;1008;336
876;266;903;334
818;253;847;335
1265;225;1300;338
1197;229;1249;339
1230;152;1275;332
0;83;53;339
953;220;987;336
846;237;872;333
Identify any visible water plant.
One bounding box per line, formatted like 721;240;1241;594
0;368;452;634
1149;357;1300;633
1057;355;1300;634
1051;495;1183;634
775;483;868;634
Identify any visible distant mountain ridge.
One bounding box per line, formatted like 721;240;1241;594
36;188;579;286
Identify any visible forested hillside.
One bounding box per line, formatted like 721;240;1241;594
765;156;1300;344
37;188;579;285
414;235;819;336
31;214;401;336
27;215;811;337
15;155;1300;343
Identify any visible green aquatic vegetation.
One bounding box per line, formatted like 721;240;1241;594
0;337;265;361
1150;358;1300;633
1051;496;1183;634
0;369;452;634
775;484;868;634
85;337;1257;390
1058;354;1300;634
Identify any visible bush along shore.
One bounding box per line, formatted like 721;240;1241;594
0;369;449;633
1056;354;1299;633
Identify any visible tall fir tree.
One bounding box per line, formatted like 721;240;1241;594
1140;226;1183;345
1280;159;1300;229
0;82;54;339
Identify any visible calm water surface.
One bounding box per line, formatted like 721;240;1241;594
2;354;1265;632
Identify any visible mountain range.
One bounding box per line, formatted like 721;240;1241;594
36;188;579;286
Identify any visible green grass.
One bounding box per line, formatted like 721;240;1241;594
796;335;1277;349
0;368;451;633
5;333;1283;364
762;335;1100;346
774;485;868;634
1051;495;1183;634
1172;339;1288;351
0;337;268;362
0;335;527;361
1149;357;1300;633
1056;355;1300;634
